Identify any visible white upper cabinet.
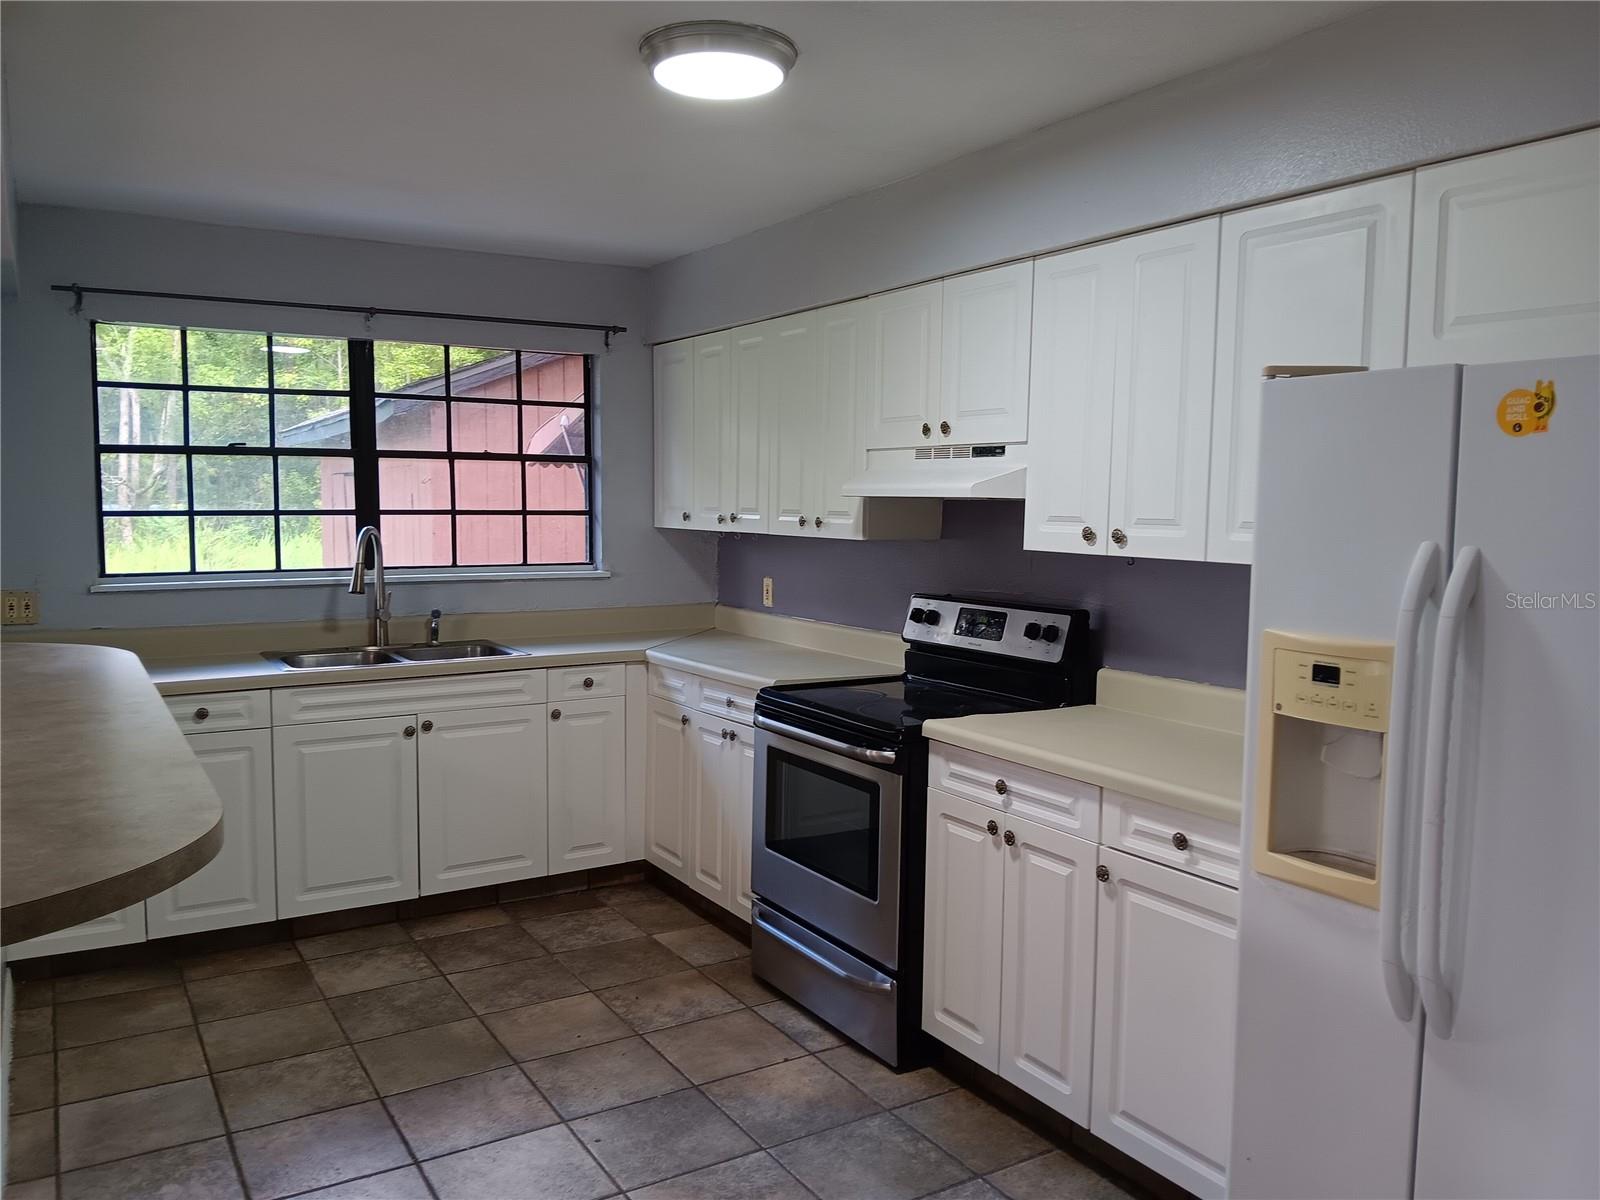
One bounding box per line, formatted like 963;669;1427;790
862;280;943;450
1024;240;1119;553
689;332;731;529
1408;130;1600;365
767;312;820;535
940;261;1034;445
653;339;693;529
1107;218;1220;562
725;323;772;532
813;302;868;536
548;696;627;872
1209;176;1413;563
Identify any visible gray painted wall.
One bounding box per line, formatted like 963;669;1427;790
718;503;1252;688
650;2;1600;340
1;205;718;629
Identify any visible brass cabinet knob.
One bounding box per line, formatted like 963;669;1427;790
193;707;210;722
583;677;595;689
403;725;416;738
986;820;999;837
680;714;690;726
550;708;562;721
994;779;1008;796
1003;830;1016;847
1172;831;1189;851
921;423;932;438
420;720;434;733
1111;528;1128;547
1082;527;1097;546
939;420;951;436
1096;864;1111;883
681;511;690;522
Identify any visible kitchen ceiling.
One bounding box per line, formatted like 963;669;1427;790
1;1;1366;267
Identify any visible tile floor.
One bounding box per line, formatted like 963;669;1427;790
6;882;1136;1200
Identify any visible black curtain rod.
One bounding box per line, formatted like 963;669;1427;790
50;283;627;347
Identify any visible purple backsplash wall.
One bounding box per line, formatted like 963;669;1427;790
717;501;1252;688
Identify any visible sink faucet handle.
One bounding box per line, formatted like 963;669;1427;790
429;609;442;646
376;590;393;621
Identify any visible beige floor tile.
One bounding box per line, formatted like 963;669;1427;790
523;908;646;953
414;923;546;973
52;963;181;1004
482;992;632;1062
703;1054;880;1146
293;1165;433;1200
354;1017;510;1095
385;1064;558;1159
447;956;586;1014
815;1044;957;1107
606;896;705;935
54;985;191;1049
626;1150;811;1200
328;977;472;1042
11;1007;52;1057
215;1045;376;1130
58;1025;208;1103
899;1090;1051;1175
753;998;846;1051
423;1124;614;1200
177;941;301;981
199;1000;348;1071
401;906;509;939
6;1108;56;1182
644;1009;806;1084
232;1101;410;1200
57;1137;242;1200
596;969;742;1033
308;944;438;998
8;1054;53;1114
556;937;690;990
57;1077;224;1172
522;1035;688;1119
771;1112;969;1200
186;962;322;1021
296;922;411;961
697;959;778;1005
985;1150;1137;1200
571;1088;755;1191
651;926;749;967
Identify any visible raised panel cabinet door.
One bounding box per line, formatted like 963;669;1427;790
813;301;867;537
4;903;147;962
862;281;942;450
1090;847;1238;1200
688;711;732;904
418;704;547;895
1209;176;1412;563
548;696;627;873
766;313;819;535
1107;218;1220;562
940;260;1034;445
644;697;692;880
922;786;1005;1071
727;724;757;921
998;814;1097;1125
690;332;731;529
274;715;418;919
653;340;694;529
1023;242;1118;554
147;728;275;937
726;323;772;532
1409;130;1600;365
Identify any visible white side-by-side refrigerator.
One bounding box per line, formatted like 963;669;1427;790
1229;357;1599;1200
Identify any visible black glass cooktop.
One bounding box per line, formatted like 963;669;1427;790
757;675;1052;746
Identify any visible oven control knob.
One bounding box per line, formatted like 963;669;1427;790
1039;624;1060;643
909;607;927;624
1022;622;1042;640
922;609;941;627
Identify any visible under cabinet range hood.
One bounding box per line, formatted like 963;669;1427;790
843;444;1028;499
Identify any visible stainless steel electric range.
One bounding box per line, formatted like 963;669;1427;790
749;593;1093;1067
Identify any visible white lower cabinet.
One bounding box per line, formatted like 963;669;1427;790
419;704;548;895
148;727;276;936
274;714;420;918
688;710;734;906
1090;846;1239;1200
730;730;756;921
644;696;693;879
548;696;627;872
5;903;147;962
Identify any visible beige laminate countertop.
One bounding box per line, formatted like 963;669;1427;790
1;643;223;944
644;630;897;689
923;670;1246;824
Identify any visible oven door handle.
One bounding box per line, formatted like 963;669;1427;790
753;905;894;994
753;714;899;767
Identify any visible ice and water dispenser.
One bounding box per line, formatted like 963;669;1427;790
1253;630;1392;907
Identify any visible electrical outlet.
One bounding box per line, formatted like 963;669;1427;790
762;576;774;608
2;589;39;625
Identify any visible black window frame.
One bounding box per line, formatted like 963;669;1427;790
91;321;595;577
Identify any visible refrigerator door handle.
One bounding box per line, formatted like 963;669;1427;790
1416;545;1481;1038
1380;540;1442;1021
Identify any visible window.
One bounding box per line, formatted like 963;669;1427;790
93;322;593;576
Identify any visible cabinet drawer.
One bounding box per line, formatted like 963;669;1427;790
700;679;757;726
1102;789;1240;886
273;668;547;725
165;690;271;734
648;664;701;710
550;663;624;700
930;745;1100;841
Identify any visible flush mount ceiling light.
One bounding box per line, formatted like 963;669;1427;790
639;20;798;100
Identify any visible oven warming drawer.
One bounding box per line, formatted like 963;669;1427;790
751;901;901;1066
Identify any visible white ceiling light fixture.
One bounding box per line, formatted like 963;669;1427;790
639;20;798;100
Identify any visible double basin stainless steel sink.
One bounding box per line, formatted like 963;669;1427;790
267;640;525;670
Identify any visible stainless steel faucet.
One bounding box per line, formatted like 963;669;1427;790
348;526;391;647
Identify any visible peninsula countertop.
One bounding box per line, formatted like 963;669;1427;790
923;669;1247;824
1;643;223;944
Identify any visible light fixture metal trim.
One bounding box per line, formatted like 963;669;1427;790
639;20;798;98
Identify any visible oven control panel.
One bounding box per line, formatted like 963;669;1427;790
902;595;1075;663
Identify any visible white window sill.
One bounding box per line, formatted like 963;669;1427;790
90;567;612;593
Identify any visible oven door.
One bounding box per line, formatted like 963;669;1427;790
752;717;902;970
